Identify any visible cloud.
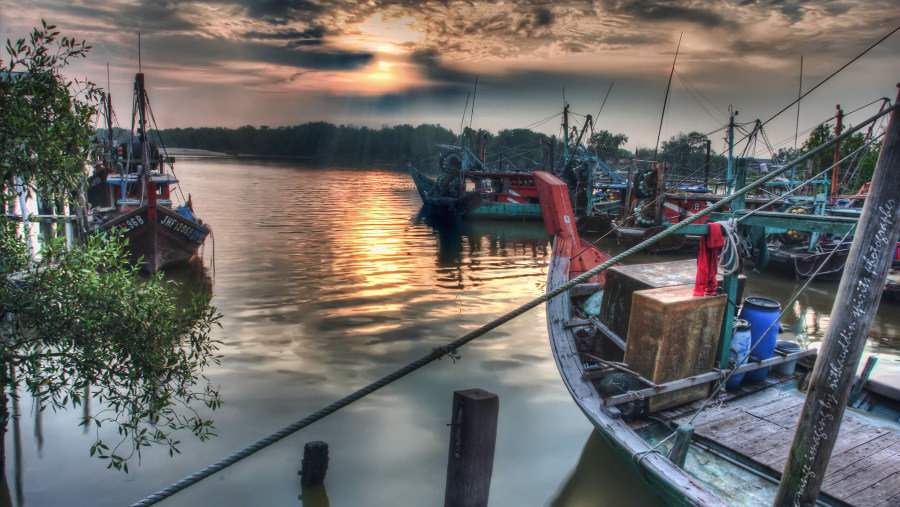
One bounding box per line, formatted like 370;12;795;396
44;0;197;33
603;0;729;28
410;49;476;85
243;25;327;41
228;0;324;25
143;35;373;71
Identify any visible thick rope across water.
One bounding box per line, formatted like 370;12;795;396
131;102;897;507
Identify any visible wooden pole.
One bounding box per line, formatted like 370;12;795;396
830;104;844;201
444;389;498;507
665;424;694;468
299;441;329;487
774;86;900;506
704;139;711;188
654;162;667;226
622;163;635;221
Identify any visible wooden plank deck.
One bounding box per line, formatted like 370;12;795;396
668;388;900;506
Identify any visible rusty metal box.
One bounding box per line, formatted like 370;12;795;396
623;284;726;412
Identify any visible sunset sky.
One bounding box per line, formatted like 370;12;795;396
2;1;899;154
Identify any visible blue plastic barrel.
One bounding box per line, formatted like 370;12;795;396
725;319;752;390
739;297;781;382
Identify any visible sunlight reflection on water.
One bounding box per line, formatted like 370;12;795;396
9;158;898;507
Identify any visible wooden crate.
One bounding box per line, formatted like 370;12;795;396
599;259;698;340
624;284;726;412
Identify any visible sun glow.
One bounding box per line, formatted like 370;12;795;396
337;58;422;95
339;7;424;54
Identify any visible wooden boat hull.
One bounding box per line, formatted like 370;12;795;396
537;168;900;505
536;171;728;506
98;204;210;273
409;165;543;222
765;245;849;280
408;164;436;202
545;234;727;507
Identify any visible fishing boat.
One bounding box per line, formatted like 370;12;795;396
87;73;210;273
533;112;900;507
408;154;544;223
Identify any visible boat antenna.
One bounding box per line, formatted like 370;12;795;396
794;55;803;149
468;76;478;130
595;81;614;120
653;32;683;161
138;33;142;73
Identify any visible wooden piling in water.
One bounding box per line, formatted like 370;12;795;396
774;86;900;506
444;389;498;507
299;441;329;487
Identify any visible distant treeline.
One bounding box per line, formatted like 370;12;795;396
105;120;740;179
155;122;461;169
148;122;599;172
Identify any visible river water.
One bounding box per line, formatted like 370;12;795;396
7;158;899;507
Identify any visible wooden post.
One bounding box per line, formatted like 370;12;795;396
444;389;498;507
665;424;694;468
704;139;711;189
774;86;900;506
622;163;635;222
299;441;329;487
654;162;667;226
848;355;878;406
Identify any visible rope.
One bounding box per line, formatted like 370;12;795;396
131;101;898;507
717;218;742;276
132;280;565;506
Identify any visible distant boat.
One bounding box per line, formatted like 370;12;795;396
407;151;543;223
87;73;210;273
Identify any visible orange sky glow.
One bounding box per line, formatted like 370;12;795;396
1;0;899;149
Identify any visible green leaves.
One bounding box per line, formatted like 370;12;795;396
1;20;100;204
1;22;223;474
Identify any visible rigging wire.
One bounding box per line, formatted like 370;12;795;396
653;33;683;161
524;111;563;131
145;97;188;206
761;23;900;128
674;70;727;124
570;115;887;262
595;82;615;121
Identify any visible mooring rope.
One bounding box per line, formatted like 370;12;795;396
130;102;898;507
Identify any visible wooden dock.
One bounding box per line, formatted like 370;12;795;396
660;388;900;506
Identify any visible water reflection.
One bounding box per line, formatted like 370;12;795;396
424;216;549;291
9;160;899;507
549;431;665;507
299;484;330;507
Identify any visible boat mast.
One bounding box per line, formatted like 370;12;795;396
726;108;737;194
135;73;149;174
774;85;900;505
829;104;844;202
563;102;570;161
